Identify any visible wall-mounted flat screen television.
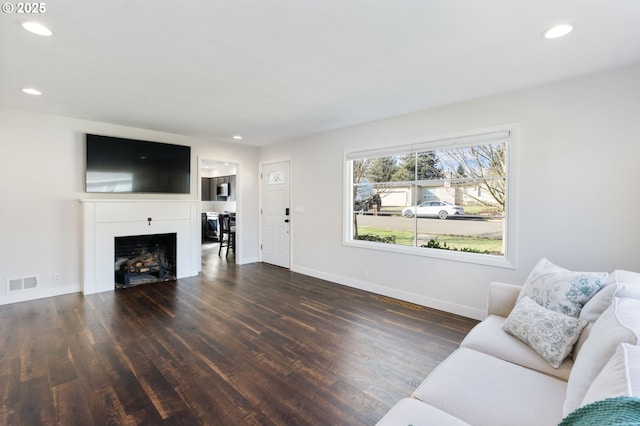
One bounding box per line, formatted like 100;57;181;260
86;134;191;194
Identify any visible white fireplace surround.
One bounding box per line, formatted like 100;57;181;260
81;199;201;294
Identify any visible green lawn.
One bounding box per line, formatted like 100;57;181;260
423;235;503;254
357;227;414;245
357;225;503;255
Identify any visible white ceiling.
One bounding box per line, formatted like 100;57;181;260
1;1;639;147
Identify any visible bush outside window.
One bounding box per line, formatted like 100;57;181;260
346;130;512;265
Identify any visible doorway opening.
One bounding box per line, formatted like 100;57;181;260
200;158;238;269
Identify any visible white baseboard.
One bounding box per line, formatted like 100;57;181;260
238;256;260;265
0;283;81;306
1;266;485;320
291;264;485;320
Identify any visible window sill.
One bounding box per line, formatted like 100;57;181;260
343;238;515;269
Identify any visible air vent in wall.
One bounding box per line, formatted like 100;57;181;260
6;275;38;293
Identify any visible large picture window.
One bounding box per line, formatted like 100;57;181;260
345;129;514;267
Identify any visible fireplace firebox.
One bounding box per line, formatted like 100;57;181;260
114;233;177;288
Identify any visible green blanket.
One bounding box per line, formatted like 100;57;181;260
559;396;640;426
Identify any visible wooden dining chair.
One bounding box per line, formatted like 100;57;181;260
218;214;236;257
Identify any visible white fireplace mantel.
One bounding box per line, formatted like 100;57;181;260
80;199;201;294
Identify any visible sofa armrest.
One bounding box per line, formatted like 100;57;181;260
487;281;522;317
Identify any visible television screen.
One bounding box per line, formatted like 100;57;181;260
86;134;191;194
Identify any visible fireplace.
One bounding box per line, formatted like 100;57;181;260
81;200;200;295
114;233;177;288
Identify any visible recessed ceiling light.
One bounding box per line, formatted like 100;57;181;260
22;21;52;36
543;24;574;39
233;135;243;140
22;87;42;95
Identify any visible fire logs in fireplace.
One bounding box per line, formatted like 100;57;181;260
122;251;161;273
116;251;167;287
114;233;177;288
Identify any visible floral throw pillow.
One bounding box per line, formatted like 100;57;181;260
518;258;608;318
503;297;587;368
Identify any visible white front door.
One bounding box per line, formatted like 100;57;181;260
261;161;291;268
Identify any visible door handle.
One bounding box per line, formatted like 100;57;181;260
284;219;290;223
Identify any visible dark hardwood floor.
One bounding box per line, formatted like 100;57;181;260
0;244;478;425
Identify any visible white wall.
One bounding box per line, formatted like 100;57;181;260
0;107;260;305
260;63;640;319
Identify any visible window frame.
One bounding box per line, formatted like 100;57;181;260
343;126;517;269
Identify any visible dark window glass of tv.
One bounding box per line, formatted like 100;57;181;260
85;133;191;194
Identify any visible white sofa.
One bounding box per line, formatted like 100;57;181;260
377;267;640;426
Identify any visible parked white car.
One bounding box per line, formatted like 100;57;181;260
402;201;464;219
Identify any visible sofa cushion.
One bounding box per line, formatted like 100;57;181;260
518;258;608;318
376;398;471;426
607;269;640;299
573;285;616;361
413;348;567;426
502;296;586;368
563;297;640;416
573;270;640;360
579;270;640;324
581;343;640;407
461;315;573;380
578;282;617;324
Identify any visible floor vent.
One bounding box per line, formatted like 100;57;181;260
375;295;425;311
7;275;39;293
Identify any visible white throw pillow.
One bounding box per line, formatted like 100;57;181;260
563;297;640;416
502;296;586;368
581;343;640;407
518;258;608;318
